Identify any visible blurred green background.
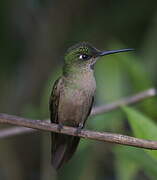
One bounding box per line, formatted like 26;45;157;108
1;0;157;179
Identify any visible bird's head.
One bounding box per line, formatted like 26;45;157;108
63;42;133;75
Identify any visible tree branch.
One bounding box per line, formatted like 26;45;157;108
91;88;156;115
0;127;37;138
0;88;156;145
0;113;157;150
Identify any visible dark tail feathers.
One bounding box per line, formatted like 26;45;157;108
51;134;80;170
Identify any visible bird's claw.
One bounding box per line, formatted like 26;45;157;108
75;123;83;135
57;123;63;132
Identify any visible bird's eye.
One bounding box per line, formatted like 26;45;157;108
79;54;90;60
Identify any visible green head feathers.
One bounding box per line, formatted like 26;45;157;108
64;42;99;65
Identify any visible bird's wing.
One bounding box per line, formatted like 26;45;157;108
50;77;68;169
86;96;94;122
49;77;62;124
49;77;62;160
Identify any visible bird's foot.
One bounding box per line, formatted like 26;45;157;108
75;123;84;135
57;123;63;132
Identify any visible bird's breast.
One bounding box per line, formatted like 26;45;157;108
58;73;96;126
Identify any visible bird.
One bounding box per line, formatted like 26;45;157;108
49;42;133;170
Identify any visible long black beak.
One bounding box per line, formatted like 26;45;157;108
98;48;134;56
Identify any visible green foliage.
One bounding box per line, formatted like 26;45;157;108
123;106;157;160
114;146;157;180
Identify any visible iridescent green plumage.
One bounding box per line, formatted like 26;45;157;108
49;42;134;169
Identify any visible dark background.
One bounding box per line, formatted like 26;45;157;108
0;0;157;179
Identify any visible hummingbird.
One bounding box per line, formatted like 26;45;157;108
49;42;133;170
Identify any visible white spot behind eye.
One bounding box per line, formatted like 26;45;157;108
79;54;83;60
